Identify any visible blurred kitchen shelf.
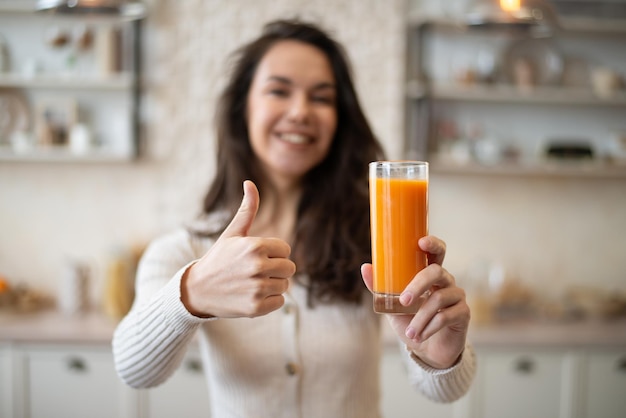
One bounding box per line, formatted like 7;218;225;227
557;16;626;36
407;15;626;35
406;82;626;106
0;146;134;163
0;73;134;90
404;15;626;178
0;5;143;164
430;159;626;178
0;1;34;13
0;1;142;22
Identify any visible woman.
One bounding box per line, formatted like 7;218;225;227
113;19;475;417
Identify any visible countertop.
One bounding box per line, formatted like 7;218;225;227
0;310;118;345
466;318;626;349
1;309;626;349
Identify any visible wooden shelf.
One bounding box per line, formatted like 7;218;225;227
0;1;35;13
0;73;134;90
0;146;134;163
429;159;626;178
0;1;144;22
406;82;626;106
557;17;626;36
407;15;626;36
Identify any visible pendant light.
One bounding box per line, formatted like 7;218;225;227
465;0;560;36
36;0;146;20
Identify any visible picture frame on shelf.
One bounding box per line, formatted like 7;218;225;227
34;97;77;147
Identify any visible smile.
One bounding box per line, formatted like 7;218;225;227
279;133;312;145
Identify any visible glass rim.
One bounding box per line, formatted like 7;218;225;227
369;160;429;168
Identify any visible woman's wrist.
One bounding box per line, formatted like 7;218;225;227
408;346;464;370
180;262;214;318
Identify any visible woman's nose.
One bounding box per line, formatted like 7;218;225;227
287;93;310;123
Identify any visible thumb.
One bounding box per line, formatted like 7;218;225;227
360;263;374;293
222;180;260;238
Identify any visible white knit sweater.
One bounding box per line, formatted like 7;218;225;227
112;215;476;418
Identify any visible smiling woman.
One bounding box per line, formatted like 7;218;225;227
112;18;475;418
247;40;337;182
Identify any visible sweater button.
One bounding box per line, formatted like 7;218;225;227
285;362;298;376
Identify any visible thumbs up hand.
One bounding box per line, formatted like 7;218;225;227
181;181;296;318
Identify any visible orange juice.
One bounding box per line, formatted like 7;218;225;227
369;161;428;314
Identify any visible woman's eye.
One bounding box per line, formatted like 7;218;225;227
269;89;288;97
312;96;334;104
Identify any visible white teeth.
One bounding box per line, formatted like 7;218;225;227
281;133;309;144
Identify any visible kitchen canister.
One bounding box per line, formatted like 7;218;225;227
69;123;93;155
103;250;135;320
58;261;90;315
0;34;9;72
95;26;118;76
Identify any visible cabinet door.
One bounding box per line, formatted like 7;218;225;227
143;352;210;418
380;349;454;418
24;346;125;418
476;350;566;418
0;345;10;418
582;351;626;418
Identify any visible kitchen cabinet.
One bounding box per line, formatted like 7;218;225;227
0;345;11;418
0;341;210;418
375;337;625;418
578;350;626;418
470;350;569;418
404;15;626;178
461;347;626;418
17;344;133;418
1;311;625;418
380;349;457;418
140;351;211;418
0;2;142;162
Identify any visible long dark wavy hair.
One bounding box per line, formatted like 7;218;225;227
200;19;385;306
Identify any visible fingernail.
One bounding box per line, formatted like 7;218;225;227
399;292;412;306
405;326;416;340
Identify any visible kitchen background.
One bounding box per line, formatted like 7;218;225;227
1;1;626;417
0;0;625;315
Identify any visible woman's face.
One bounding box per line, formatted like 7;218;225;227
246;40;337;185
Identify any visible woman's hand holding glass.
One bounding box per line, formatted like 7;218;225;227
361;236;470;369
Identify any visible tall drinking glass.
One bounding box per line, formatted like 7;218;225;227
369;161;429;314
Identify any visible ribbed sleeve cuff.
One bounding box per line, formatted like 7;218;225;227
162;261;218;331
404;342;477;402
112;261;217;388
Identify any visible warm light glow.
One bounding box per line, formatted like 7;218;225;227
500;0;521;12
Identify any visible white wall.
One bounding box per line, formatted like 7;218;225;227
0;0;624;309
430;175;626;293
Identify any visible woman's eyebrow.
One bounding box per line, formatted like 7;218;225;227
267;75;292;84
266;75;335;90
313;82;336;91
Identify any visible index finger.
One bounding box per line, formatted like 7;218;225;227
419;235;446;266
399;263;454;307
263;237;292;259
